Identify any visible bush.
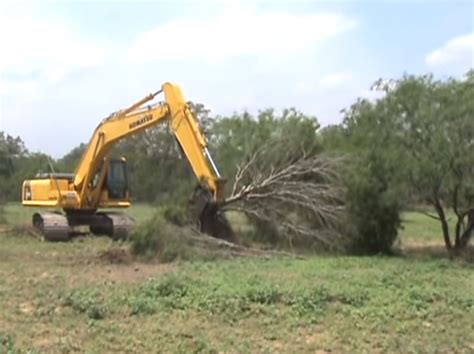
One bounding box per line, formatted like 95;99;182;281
61;289;109;320
130;216;189;262
162;204;188;226
130;215;225;262
345;156;402;255
0;332;17;353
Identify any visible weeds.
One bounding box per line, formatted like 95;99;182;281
130;216;203;262
0;332;17;354
61;289;109;320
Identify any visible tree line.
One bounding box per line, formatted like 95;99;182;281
1;71;472;254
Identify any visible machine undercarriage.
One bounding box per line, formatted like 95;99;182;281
32;211;135;241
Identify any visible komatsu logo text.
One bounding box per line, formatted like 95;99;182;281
129;114;153;129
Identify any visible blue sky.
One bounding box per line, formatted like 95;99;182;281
0;0;473;157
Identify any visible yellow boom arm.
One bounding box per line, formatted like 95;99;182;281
73;82;224;209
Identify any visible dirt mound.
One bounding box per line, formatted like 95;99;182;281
98;247;134;264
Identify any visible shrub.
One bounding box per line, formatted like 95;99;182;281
345;155;403;255
162;204;188;226
61;289;109;320
129;215;223;262
0;332;17;353
130;216;187;262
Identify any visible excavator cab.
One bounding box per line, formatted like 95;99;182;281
107;159;128;200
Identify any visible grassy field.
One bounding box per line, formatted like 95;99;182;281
0;203;473;353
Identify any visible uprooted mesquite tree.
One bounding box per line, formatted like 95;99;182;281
219;141;347;251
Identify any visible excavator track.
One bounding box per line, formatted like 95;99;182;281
33;211;135;241
103;213;135;240
33;212;70;241
90;212;135;240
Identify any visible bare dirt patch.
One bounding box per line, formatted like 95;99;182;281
88;262;177;284
98;247;134;264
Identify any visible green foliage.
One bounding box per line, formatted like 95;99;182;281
375;73;474;250
63;255;474;339
112;124;195;204
323;71;474;253
0;132;60;202
323;106;405;254
344;154;403;254
129;216;168;259
0;332;18;354
55;143;86;173
288;285;331;319
211;108;321;191
0;133;26;177
130;216;202;262
162;204;188;226
122;261;373;323
61;288;109;320
0;133;28;201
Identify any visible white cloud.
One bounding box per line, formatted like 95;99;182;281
0;80;38;95
426;33;474;68
126;9;356;63
0;14;106;94
318;72;352;88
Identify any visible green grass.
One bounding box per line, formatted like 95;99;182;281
0;203;473;353
400;208;457;244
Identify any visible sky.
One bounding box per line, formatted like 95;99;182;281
0;0;473;157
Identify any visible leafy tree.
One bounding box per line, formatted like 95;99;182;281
337;72;474;252
0;132;26;178
56;143;86;173
111;122;194;204
0;133;29;202
387;72;474;251
323;99;406;254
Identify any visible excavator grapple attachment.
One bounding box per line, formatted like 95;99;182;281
189;184;237;243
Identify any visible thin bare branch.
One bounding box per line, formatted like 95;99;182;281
421;211;442;220
221;141;347;250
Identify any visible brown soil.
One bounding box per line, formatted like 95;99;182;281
0;224;12;234
84;262;177;284
98;247;135;264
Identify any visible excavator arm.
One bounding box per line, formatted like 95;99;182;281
73;82;225;209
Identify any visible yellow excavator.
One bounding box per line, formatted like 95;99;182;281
22;83;226;241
